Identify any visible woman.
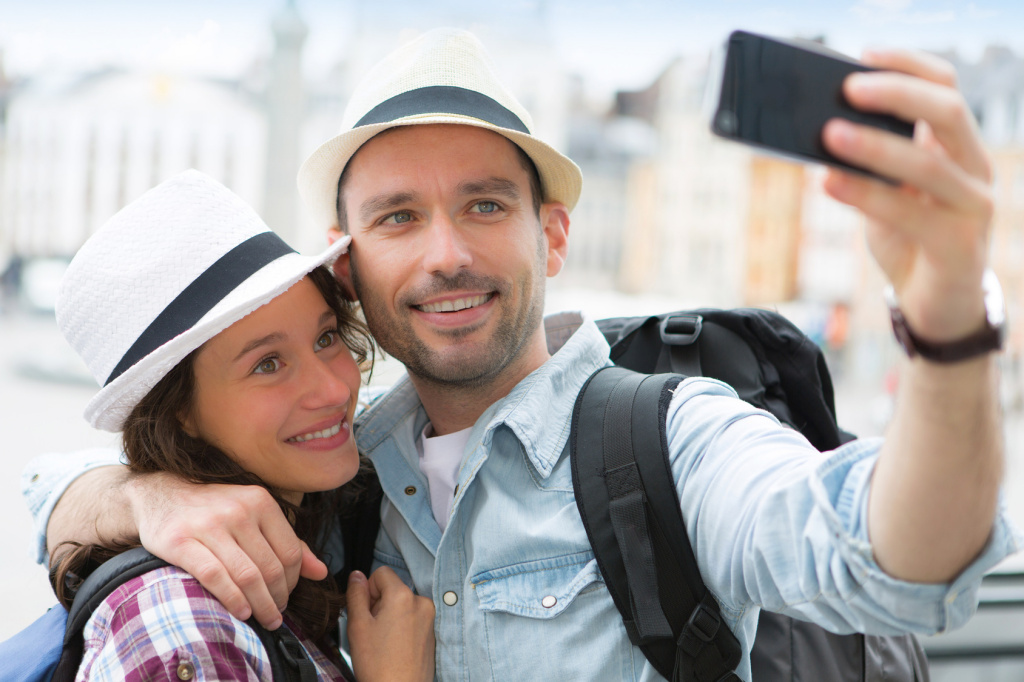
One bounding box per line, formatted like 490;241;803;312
49;170;434;681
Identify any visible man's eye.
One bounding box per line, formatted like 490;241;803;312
254;357;281;374
382;211;413;225
470;201;499;214
316;330;337;350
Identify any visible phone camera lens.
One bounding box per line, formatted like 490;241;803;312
716;110;738;135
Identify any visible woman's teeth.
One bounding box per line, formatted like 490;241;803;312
417;293;491;313
288;420;343;443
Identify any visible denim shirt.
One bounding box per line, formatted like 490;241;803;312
355;313;1020;682
23;314;1020;681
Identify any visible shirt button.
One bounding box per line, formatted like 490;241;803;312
176;662;196;680
442;591;459;606
404;486;417;496
541;595;557;608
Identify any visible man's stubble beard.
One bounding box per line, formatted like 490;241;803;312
348;235;548;390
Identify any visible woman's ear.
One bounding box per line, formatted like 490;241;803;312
178;410;199;439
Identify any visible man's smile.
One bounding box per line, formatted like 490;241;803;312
414;293;494;314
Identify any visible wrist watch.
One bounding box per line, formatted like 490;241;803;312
885;269;1006;363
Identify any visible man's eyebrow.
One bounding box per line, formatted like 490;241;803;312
457;177;521;200
233;333;286;362
358;191;418;223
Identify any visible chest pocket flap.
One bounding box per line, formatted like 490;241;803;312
472;552;604;619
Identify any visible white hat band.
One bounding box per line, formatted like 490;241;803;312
104;230;295;386
354;85;530;134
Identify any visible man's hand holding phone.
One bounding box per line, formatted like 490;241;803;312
820;48;994;344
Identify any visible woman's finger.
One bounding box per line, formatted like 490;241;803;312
346;571;372;622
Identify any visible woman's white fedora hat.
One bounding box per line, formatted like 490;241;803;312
56;169;351;432
297;27;583;233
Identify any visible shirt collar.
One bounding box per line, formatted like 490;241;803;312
355;313;611;478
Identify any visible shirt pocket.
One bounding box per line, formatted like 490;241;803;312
472;552;636;680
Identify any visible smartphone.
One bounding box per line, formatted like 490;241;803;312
707;30;915;181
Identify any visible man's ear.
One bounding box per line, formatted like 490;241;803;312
328;228;358;302
540;202;570;278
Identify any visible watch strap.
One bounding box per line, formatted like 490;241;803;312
889;305;1004;362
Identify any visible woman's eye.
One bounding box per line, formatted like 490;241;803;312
316;330;337;350
470;201;499;214
254;357;281;375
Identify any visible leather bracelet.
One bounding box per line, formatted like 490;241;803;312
885;270;1005;363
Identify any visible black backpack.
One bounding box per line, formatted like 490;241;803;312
569;309;930;681
8;546;344;682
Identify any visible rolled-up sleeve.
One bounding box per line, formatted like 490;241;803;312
21;448;124;565
668;377;1022;640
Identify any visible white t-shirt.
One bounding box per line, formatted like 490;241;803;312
416;424;472;531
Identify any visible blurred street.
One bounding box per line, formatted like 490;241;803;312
3;305;1024;643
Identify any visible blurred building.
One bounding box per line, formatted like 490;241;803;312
0;7;578;262
1;71;266;258
745;157;804;306
948;47;1024;402
567;56;754;308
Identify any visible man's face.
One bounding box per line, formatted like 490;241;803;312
334;124;568;388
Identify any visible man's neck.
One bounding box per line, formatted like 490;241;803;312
411;332;551;436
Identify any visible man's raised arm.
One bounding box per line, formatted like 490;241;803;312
821;49;1004;583
27;453;323;629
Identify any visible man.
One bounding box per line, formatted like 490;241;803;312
26;29;1019;680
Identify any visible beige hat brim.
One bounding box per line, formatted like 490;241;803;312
297;114;582;233
85;234;352;432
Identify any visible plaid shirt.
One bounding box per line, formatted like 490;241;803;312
78;565;347;681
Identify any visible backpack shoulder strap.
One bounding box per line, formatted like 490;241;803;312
51;547;169;681
338;467;384;585
249;620;322;682
55;546;325;682
570;366;742;682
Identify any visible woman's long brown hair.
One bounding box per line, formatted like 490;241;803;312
50;266;375;656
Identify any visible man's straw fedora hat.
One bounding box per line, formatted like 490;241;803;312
57;170;351;432
297;27;583;232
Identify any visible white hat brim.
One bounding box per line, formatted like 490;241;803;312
85;234;352;432
297;115;582;234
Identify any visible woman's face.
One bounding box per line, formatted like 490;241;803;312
186;277;362;504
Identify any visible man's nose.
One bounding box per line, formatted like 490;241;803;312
421;215;473;276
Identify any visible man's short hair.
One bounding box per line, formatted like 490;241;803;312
335;131;544;233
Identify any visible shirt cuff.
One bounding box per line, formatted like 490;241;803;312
811;439;1024;634
21;448;125;565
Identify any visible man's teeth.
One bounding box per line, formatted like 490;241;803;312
417;294;491;314
288;420;343;443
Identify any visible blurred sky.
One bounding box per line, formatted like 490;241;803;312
1;0;1022;102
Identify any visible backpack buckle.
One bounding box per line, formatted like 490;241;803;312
678;599;722;657
659;314;702;346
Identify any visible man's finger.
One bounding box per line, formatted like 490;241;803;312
299;541;329;581
254;502;308;597
822;118;989;212
841;71;990;181
215;537;284;630
861;47;958;88
166;539;253;623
